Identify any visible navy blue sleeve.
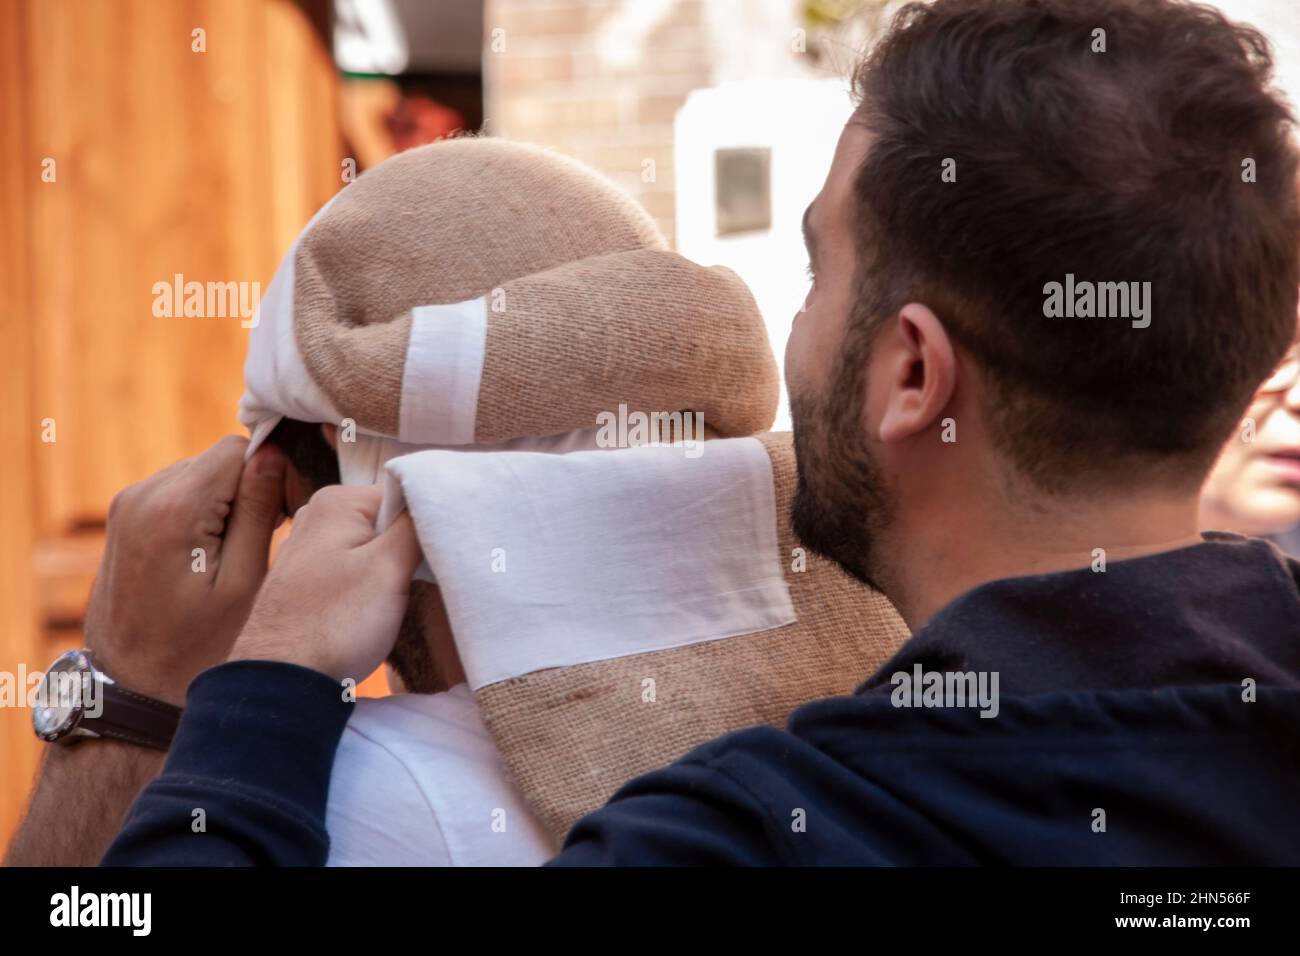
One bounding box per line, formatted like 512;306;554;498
547;746;791;866
102;660;352;867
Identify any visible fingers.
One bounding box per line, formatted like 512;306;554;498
366;511;423;582
183;435;251;502
298;484;384;533
291;485;420;580
217;444;287;592
344;483;385;525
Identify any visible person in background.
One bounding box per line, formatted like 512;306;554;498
1201;325;1300;556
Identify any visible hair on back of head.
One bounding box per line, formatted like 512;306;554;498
847;0;1300;492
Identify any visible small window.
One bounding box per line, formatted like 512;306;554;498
714;147;771;237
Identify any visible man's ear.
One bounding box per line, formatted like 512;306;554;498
321;423;339;450
876;302;957;444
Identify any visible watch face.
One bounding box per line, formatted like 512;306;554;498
33;651;92;741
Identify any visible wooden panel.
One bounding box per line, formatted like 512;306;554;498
1;0;344;855
0;0;42;850
27;0;342;532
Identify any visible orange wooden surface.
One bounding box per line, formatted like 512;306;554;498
0;0;347;855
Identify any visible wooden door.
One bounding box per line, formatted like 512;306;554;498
0;0;345;853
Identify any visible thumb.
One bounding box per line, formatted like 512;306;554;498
366;511;424;588
220;443;287;591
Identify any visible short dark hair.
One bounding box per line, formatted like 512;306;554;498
268;417;339;492
848;0;1299;491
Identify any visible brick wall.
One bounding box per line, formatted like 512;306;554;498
483;0;807;246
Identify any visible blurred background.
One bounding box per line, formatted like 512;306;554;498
0;0;1296;853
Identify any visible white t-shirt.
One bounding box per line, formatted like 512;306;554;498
324;685;556;866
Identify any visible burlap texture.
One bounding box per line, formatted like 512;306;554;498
477;249;777;441
474;431;911;844
292;136;776;439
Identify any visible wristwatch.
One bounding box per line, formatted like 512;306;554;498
32;649;182;751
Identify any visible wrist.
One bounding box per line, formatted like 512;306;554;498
83;646;185;708
85;636;231;708
229;629;340;683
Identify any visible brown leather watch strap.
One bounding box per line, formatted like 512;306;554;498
90;682;183;750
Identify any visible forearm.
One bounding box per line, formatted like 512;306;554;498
102;660;352;867
4;740;164;866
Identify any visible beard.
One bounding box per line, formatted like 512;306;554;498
789;350;897;596
386;581;460;694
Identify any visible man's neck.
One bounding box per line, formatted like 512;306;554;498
882;489;1205;631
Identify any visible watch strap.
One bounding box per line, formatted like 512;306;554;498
90;682;183;750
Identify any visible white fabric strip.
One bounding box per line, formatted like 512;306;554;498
364;426;608;583
398;298;488;446
239;194;345;456
238;193;489;457
381;437;796;690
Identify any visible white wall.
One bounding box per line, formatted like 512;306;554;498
1206;0;1300;112
675;78;854;431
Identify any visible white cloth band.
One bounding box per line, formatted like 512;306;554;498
380;437;796;690
238;195;346;455
238;209;489;458
398;298;488;446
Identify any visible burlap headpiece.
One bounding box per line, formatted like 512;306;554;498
240;136;909;845
240;136;778;452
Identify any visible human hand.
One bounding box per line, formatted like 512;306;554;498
228;484;422;685
85;436;287;705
